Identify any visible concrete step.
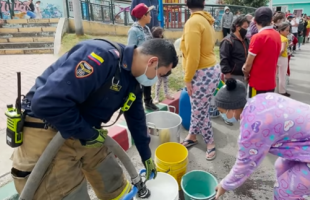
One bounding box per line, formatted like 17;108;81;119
0;32;55;38
0;42;54;49
0;48;54;55
0;37;54;43
2;23;58;28
4;18;59;24
0;27;57;33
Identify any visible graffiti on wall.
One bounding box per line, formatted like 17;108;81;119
0;0;63;19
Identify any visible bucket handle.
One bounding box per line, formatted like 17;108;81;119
168;105;176;113
147;122;159;136
164;167;171;173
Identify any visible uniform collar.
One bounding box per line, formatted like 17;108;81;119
122;45;135;71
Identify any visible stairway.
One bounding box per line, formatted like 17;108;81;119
0;18;58;55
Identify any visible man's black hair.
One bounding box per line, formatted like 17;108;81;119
140;39;178;68
255;7;273;27
231;16;249;32
186;0;204;10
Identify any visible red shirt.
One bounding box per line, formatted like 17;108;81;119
248;26;281;90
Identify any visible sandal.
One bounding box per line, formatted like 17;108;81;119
206;147;216;161
181;139;198;148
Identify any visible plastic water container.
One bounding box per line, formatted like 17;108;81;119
155;142;188;189
134;172;179;200
181;170;218;200
179;88;191;130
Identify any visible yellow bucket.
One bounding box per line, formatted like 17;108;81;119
155;142;188;189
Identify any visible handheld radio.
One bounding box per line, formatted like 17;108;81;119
5;72;24;148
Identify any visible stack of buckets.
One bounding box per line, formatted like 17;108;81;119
155;142;218;200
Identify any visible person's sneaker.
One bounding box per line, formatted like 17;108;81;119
145;101;159;111
209;105;220;118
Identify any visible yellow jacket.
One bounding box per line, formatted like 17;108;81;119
180;11;217;82
307;20;310;28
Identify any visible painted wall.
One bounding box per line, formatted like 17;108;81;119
272;3;310;16
0;0;64;19
273;0;309;3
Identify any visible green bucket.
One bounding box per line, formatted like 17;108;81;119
181;170;218;200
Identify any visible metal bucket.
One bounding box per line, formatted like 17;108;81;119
146;106;182;153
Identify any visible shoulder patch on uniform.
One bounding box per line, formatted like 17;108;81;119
75;61;94;78
88;52;104;66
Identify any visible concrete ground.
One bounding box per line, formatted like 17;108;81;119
0;43;310;200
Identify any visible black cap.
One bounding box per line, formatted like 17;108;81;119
255;6;272;20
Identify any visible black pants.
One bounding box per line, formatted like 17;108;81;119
222;28;230;38
142;86;152;104
303;30;307;44
248;86;275;98
293;33;298;51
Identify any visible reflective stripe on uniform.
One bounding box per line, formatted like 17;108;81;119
110;180;131;200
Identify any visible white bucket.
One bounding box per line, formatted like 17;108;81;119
134;172;179;200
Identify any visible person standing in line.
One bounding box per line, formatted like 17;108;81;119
242;7;281;98
152;27;175;103
297;18;305;50
35;1;42;19
127;3;159;111
233;10;241;22
245;14;253;40
221;6;234;37
277;22;291;97
285;10;291;18
306;16;310;42
272;11;286;30
220;16;250;126
180;0;220;160
289;15;299;53
130;0;158;30
302;14;308;44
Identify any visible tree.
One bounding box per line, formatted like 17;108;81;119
223;0;269;8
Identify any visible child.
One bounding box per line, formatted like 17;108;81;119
151;27;174;103
297;18;305;50
127;3;159;111
214;78;310;199
277;22;290;97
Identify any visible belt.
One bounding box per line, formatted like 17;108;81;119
24;121;47;129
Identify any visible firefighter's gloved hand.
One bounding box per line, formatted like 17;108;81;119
144;158;157;180
81;129;108;148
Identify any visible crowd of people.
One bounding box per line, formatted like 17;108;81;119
128;0;310;197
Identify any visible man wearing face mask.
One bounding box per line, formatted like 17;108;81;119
221;6;234;37
219;16;249;126
11;38;178;199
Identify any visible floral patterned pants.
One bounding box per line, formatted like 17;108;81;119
189;64;220;144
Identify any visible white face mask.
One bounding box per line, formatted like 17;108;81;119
135;64;158;87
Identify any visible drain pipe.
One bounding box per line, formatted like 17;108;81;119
19;132;141;200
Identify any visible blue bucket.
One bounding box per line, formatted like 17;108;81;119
181;170;218;200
